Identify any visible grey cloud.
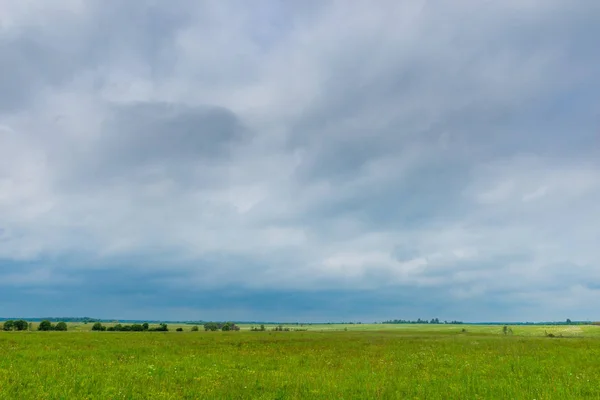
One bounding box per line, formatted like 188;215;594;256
104;102;245;161
285;0;600;185
1;0;599;320
51;101;249;190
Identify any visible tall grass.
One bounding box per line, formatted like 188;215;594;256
1;329;599;399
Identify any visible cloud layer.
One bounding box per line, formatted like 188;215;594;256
1;0;599;321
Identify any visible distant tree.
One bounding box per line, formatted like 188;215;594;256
221;322;231;331
131;324;144;332
566;319;572;325
149;323;168;332
142;322;149;331
13;320;28;331
204;322;219;332
3;320;14;331
260;324;265;331
176;327;183;332
191;325;199;332
503;325;509;335
38;320;53;331
113;324;123;331
92;322;105;331
54;322;68;331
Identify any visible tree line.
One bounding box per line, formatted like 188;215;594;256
92;322;169;331
2;320;67;331
203;322;241;331
382;318;463;324
2;320;29;331
39;321;68;331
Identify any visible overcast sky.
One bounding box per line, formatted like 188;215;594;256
1;0;599;322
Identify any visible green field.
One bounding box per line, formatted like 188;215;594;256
1;324;600;399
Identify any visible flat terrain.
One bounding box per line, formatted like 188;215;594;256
1;324;599;399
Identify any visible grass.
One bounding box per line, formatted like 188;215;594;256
1;325;600;399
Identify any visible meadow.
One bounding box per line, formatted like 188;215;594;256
1;323;599;399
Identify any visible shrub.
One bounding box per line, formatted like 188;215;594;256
176;327;183;332
204;322;219;331
54;322;68;331
149;323;168;332
13;320;28;331
92;322;106;331
2;320;14;331
38;320;53;331
191;325;199;332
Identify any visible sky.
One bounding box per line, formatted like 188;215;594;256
1;0;599;322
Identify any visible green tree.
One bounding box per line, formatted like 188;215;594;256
204;322;219;331
38;320;53;331
54;322;68;331
142;322;149;331
191;325;199;331
149;323;168;332
13;320;28;331
92;322;105;331
176;327;183;332
2;320;14;331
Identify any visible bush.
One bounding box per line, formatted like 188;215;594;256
191;325;199;331
92;322;106;331
2;320;14;331
13;320;28;331
204;322;219;331
54;322;68;331
251;324;267;332
38;320;53;331
176;327;183;332
149;323;168;332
